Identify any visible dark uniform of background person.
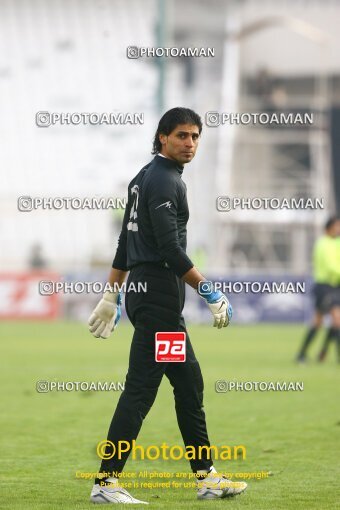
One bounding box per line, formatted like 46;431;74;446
87;108;246;504
297;217;340;363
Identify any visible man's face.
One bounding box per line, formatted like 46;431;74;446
159;123;200;165
327;220;340;237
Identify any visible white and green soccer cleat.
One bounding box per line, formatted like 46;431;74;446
90;479;148;505
197;470;247;500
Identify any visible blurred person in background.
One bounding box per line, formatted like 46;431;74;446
296;217;340;363
317;224;340;362
87;108;246;504
27;243;47;269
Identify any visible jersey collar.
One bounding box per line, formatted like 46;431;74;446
154;154;184;175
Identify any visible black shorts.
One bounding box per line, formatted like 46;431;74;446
313;283;337;313
331;286;340;308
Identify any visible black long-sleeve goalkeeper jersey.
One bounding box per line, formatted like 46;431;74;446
112;154;194;278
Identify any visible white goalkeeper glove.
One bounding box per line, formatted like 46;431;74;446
198;281;233;328
88;289;122;339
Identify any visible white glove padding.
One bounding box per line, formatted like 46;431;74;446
207;295;232;328
88;290;121;339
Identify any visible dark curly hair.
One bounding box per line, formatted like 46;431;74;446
152;107;202;154
325;216;339;231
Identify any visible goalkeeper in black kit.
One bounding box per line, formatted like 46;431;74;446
88;108;247;504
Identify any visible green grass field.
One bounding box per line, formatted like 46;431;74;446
1;321;339;509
